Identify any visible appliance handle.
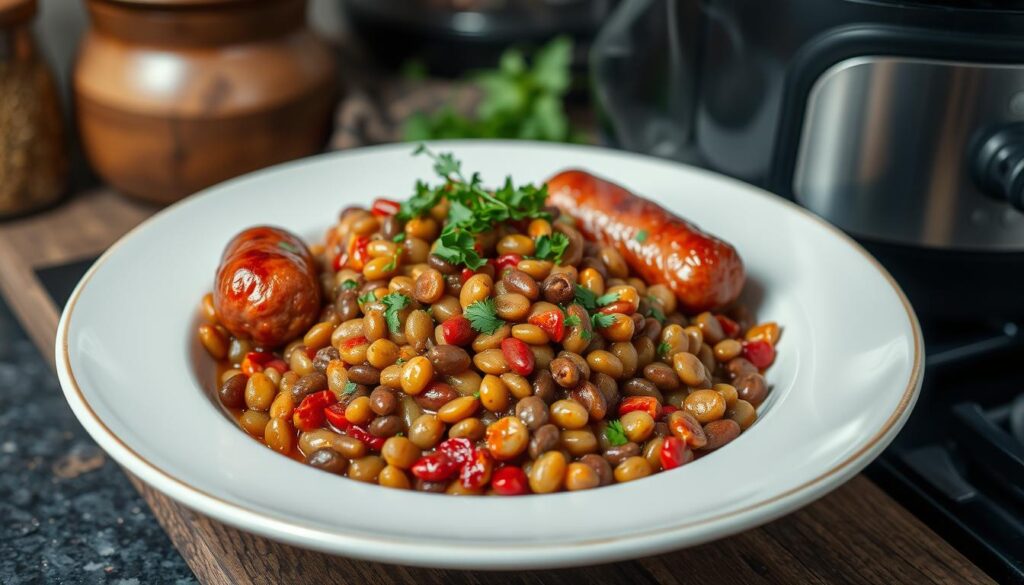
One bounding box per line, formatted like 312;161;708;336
590;0;698;159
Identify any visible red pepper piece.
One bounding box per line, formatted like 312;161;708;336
264;359;289;373
660;436;688;470
371;198;401;217
491;465;529;495
437;437;475;467
292;390;336;432
346;235;370;271
717;315;741;338
441;316;474;346
660;404;677;420
460;268;475;283
618;396;662;419
341;335;368;350
743;339;776;369
528;310;565;343
495;254;522;271
410;451;458;482
460;450;494;489
323;404;386;450
500;337;535;376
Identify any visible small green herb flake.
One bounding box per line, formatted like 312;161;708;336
595;291;620;307
473;391;481;399
635;230;648;243
395;357;406;366
591;312;616;329
393;233;406;243
647;305;666;324
381;293;411;333
277;241;301;254
357;291;378;305
464;298;506;334
604;420;628;446
341;279;358;291
382;251;401;273
342;381;359;395
574;285;598;311
580;329;593;341
657;341;672;357
532;232;570;264
564;314;581;328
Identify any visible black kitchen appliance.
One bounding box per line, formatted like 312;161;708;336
591;0;1024;322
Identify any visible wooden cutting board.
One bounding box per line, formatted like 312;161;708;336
0;187;994;585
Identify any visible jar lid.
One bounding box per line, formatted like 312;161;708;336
0;0;36;27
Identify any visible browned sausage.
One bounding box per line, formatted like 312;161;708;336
214;226;321;348
546;170;745;313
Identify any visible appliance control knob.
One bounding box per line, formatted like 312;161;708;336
972;124;1024;212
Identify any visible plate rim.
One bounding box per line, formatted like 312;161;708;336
54;140;924;569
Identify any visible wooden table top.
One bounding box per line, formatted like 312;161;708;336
0;187;995;585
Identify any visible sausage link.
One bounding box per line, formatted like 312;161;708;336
546;171;744;313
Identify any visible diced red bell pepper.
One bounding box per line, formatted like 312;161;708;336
660;404;677;421
292;390;336;432
437;437;475;467
618;396;662;419
500;337;535;376
459;450;493;489
491;465;529;496
323;403;385;450
341;335;368;350
441;316;474;346
743;339;776;369
717;315;741;339
346;235;370;271
528;310;565;343
660;436;688;471
460;268;475;283
410;451;458;482
495;254;522;271
371;198;401;217
264;359;289;373
240;351;277;375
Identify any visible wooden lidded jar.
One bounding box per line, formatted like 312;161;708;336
74;0;336;204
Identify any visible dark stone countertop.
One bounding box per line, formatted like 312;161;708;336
0;296;197;584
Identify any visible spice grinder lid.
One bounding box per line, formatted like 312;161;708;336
0;0;35;27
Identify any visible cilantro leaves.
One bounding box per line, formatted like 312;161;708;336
604;420;628;447
532;233;570;263
591;312;616;329
381;293;411;333
573;285;620;312
406;146;550;269
464;298;506;334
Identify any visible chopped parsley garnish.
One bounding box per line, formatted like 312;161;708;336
635;229;648;243
464;298;506;334
473;391;481;399
382;251;401;273
580;329;593;341
647;305;666;324
342;381;359;395
341;279;358;291
277;241;301;254
604;420;628;446
381;293;411;333
591;312;616;329
392;233;406;243
657;341;672;357
573;285;620;312
402;146;550;269
564;314;581;328
395;357;406;366
532;232;570;263
357;291;378;305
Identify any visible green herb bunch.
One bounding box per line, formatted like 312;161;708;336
403;37;581;143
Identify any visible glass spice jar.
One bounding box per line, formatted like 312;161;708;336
0;0;67;218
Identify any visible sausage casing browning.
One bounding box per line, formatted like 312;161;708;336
214;226;321;348
546;170;744;313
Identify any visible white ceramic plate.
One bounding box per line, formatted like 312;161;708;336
56;141;922;570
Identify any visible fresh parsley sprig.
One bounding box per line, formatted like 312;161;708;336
532;233;570;264
591;312;616;329
464;298;505;334
381;293;411;333
573;285;620;312
604;420;628;447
